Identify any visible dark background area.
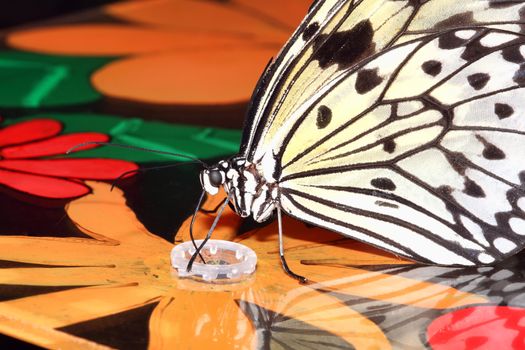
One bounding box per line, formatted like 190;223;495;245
0;0;116;29
0;2;120;349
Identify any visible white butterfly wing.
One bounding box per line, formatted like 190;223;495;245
242;0;525;265
242;0;525;158
242;0;421;156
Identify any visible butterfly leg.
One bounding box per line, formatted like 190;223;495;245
277;206;308;283
187;191;232;271
199;193;236;214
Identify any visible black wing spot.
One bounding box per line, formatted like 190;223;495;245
371;178;396;191
375;200;399;209
312;20;374;69
502;46;525;64
476;134;506;160
437;185;453;196
438;30;469;49
302;22;320;41
461;39;492;61
434;12;474;30
421;60;442;76
355;68;383;94
316;105;332;129
494;103;514;119
463;178;486;198
421;60;442;77
383;138;396;153
483;144;506;160
444;151;469;176
513;64;525;86
467;73;490;90
488;0;518;8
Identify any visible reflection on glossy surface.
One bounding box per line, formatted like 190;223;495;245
179;193;525;349
0;181;524;348
428;305;525;350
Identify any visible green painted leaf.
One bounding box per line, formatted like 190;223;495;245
5;113;241;162
0;51;111;108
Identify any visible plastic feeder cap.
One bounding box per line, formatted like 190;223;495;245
171;239;257;283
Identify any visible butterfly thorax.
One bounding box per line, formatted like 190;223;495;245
199;157;278;223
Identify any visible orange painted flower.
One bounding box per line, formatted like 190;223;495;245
7;0;312;106
0;181;489;348
0;118;137;199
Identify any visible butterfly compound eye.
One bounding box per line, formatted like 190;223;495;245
209;169;223;187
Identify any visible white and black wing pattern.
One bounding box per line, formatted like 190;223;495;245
241;0;525;159
241;0;525;265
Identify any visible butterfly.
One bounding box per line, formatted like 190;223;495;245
196;0;525;282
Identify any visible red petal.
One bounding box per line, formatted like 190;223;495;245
0;119;62;147
0;159;138;179
0;133;109;159
0;169;90;198
427;306;525;350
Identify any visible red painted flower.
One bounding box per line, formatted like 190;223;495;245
0;118;138;199
427;305;525;350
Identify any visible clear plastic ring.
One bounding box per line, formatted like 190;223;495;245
171;239;257;283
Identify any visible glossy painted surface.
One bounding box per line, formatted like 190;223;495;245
2;181;525;348
0;1;524;349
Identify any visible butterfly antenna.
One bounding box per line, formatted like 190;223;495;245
66;141;208;167
187;191;232;272
110;161;203;191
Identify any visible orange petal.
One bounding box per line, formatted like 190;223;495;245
0;266;120;286
234;0;313;30
149;294;255;349
0;236;117;266
7;24;253;56
0;315;107;350
105;0;292;43
91;48;278;105
67;181;171;249
0;284;161;328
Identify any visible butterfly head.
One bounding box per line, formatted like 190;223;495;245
199;158;271;220
199;161;228;196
